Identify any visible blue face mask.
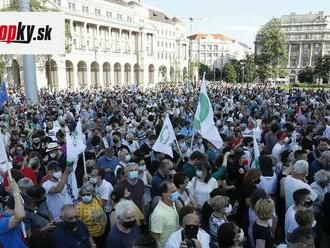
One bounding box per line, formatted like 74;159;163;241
128;170;139;180
170;191;180;202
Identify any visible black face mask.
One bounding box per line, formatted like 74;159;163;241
128;140;133;144
184;225;199;239
122;220;136;229
304;200;313;208
65;220;77;230
113;138;119;143
254;179;261;184
124;195;132;201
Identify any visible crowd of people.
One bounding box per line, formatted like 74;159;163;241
0;82;330;248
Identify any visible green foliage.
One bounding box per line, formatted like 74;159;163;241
241;55;258;82
223;63;237;83
314;55;330;84
298;67;314;84
255;19;288;82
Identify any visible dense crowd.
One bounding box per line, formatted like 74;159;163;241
1;83;330;248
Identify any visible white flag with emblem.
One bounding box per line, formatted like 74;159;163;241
152;115;177;158
193;72;223;149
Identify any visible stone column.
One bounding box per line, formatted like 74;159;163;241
287;44;291;67
309;44;313;66
298;42;302;68
57;59;67;90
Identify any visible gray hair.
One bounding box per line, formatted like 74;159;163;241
115;199;135;219
293;160;309;175
18;177;33;191
314;169;330;185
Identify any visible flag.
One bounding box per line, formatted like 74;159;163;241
152;115;177;158
0;83;8;108
193;73;223;149
252;128;260;169
0;133;11;174
65;121;86;205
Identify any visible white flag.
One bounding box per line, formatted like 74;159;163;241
65;121;86;204
252;128;260;169
0;133;11;174
193;73;223;149
152;115;177;158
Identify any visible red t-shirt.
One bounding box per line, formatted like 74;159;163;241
3;166;37;187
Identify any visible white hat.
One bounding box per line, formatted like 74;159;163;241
46;142;60;153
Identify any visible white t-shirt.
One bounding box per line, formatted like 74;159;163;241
257;174;277;195
165;228;210;248
285;205;298;239
272;143;284;163
284;175;317;209
95;179;113;213
187;177;218;208
42;180;66;219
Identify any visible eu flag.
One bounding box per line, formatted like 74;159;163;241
0;83;8;108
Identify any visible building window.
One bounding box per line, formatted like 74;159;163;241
117;14;122;20
106;11;112;18
214;45;218;50
201;45;205;50
208;45;212;50
95;9;101;16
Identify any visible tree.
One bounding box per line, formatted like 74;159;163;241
241;55;257;83
223;63;237;83
314;55;330;84
255;19;288;83
198;63;213;80
298;67;314;84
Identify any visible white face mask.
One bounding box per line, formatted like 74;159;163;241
238;228;244;243
139;165;146;171
196;170;203;178
53;171;62;179
312;220;316;228
224;204;233;214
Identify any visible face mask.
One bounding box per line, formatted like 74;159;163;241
139;165;146;171
122;219;136;229
81;195;93;203
124;155;131;163
128;140;133;144
89;177;98;185
254;179;261;184
184;225;199;239
53;171;62;179
64;220;77;230
224;204;233;214
238;228;244;243
170;191;180;202
50;152;57;158
312;220;316;228
242;159;249;166
196;170;203;178
284;137;290;143
124;194;132;201
304;200;313;208
113;138;119;143
128;170;139;180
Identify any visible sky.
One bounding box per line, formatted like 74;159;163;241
143;0;330;48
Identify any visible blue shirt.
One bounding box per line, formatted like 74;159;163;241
0;214;27;248
54;220;90;248
96;156;120;171
151;172;166;197
106;224;141;248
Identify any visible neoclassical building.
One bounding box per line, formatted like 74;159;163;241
188;33;252;70
1;0;189;90
257;11;330;83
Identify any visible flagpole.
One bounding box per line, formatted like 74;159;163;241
190;132;195;150
82;151;87;176
6;161;12;181
174;139;183;158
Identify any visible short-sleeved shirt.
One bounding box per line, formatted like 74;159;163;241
77;198;107;237
187;177;218;208
42;180;66;219
253;222;273;248
150;201;179;248
95;179;113;212
25;203;52;231
151;172;166;198
54;220;90;248
115;179;144;210
106;224;141;248
209;214;227;248
0;215;27;248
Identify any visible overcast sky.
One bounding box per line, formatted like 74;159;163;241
143;0;330;48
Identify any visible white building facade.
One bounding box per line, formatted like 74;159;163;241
258;11;330;83
188;33;252;70
1;0;189;90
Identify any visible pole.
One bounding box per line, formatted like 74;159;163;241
82;151;87;176
19;0;38;104
174;139;183;158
